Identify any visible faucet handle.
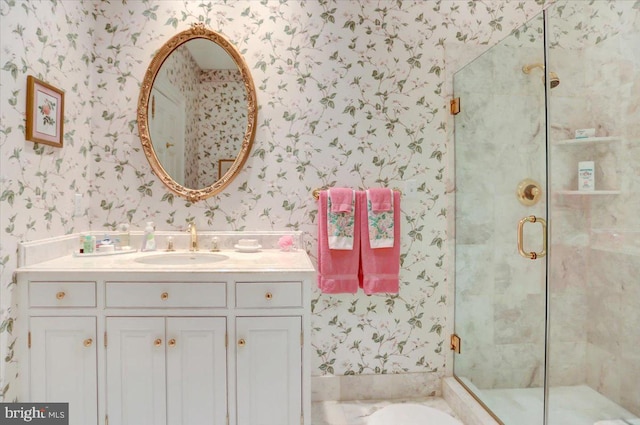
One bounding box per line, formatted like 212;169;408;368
166;236;175;252
210;237;219;252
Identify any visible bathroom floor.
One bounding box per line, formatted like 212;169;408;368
311;397;462;425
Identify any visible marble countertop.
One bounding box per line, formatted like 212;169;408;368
17;231;316;274
17;248;315;273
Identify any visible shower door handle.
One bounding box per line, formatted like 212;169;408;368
517;216;547;260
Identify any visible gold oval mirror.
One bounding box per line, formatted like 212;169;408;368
138;23;257;202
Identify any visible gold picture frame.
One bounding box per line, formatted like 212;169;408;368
26;75;65;148
218;159;235;180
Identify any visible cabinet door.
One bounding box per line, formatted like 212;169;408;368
106;317;166;425
236;316;302;425
166;317;227;425
30;316;97;425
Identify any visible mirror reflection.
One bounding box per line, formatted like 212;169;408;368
148;39;248;189
138;23;257;202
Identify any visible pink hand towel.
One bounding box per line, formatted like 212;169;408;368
365;188;394;248
367;187;393;212
329;188;355;213
358;190;401;295
327;188;356;250
318;190;361;294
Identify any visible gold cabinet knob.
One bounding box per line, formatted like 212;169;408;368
238;338;246;347
154;338;162;347
161;292;169;300
265;292;273;300
83;338;93;347
56;291;66;300
168;338;176;347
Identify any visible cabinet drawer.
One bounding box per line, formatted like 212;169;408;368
235;282;302;308
105;282;226;308
29;281;96;307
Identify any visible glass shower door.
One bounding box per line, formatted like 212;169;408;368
546;1;640;424
452;12;548;425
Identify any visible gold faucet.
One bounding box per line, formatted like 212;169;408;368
188;223;198;251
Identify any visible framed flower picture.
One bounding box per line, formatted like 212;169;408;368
25;76;65;148
218;159;235;180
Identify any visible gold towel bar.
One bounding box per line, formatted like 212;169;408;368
312;187;402;200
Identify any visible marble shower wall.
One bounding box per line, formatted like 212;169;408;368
547;0;640;415
1;0;549;402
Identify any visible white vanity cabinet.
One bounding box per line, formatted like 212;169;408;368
29;315;98;425
165;317;228;425
103;280;229;425
26;280;98;425
234;280;305;425
236;316;302;425
106;317;168;425
106;316;227;425
17;258;313;425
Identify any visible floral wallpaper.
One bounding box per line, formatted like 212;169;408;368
198;70;247;186
0;0;94;400
0;0;554;401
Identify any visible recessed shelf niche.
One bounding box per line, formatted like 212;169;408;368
551;136;623;195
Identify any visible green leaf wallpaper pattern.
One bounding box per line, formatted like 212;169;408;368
2;0;630;402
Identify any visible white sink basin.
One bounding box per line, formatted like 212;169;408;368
135;252;229;265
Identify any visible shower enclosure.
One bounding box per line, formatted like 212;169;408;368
453;2;639;425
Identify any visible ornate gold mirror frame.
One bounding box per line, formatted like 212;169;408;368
137;23;257;202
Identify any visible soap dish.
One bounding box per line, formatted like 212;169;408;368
234;244;261;253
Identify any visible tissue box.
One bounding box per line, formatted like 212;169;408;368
575;128;596;139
